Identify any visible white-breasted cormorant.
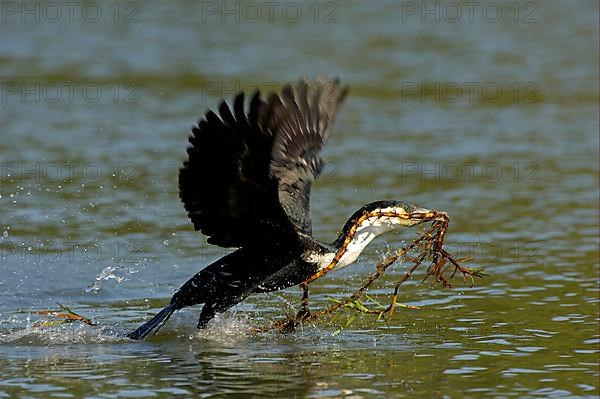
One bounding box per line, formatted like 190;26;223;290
127;78;439;340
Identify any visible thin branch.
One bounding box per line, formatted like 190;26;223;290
256;211;485;334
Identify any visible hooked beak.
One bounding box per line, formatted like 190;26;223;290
403;207;448;226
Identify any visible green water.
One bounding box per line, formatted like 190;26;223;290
0;0;598;397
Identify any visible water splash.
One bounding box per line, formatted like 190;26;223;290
0;322;126;345
190;314;253;343
0;311;128;344
85;265;139;293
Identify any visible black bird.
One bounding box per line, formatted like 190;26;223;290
127;78;438;340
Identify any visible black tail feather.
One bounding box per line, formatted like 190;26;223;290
127;304;177;340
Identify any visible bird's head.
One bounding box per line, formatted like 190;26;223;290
336;200;446;240
331;200;447;267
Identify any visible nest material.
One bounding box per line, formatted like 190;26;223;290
257;211;486;333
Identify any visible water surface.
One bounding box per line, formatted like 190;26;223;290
0;1;598;397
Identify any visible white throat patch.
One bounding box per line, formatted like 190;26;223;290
335;211;412;268
305;207;425;271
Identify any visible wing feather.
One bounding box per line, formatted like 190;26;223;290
269;78;348;235
179;93;294;248
179;78;348;248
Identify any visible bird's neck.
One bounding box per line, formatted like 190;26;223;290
304;216;401;271
330;219;394;268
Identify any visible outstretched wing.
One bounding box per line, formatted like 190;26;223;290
179;78;348;248
268;79;348;235
179;91;289;248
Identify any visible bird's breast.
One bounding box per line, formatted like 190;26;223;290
253;258;320;293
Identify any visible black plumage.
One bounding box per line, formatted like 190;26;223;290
178;79;346;246
127;78;429;340
128;79;346;339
